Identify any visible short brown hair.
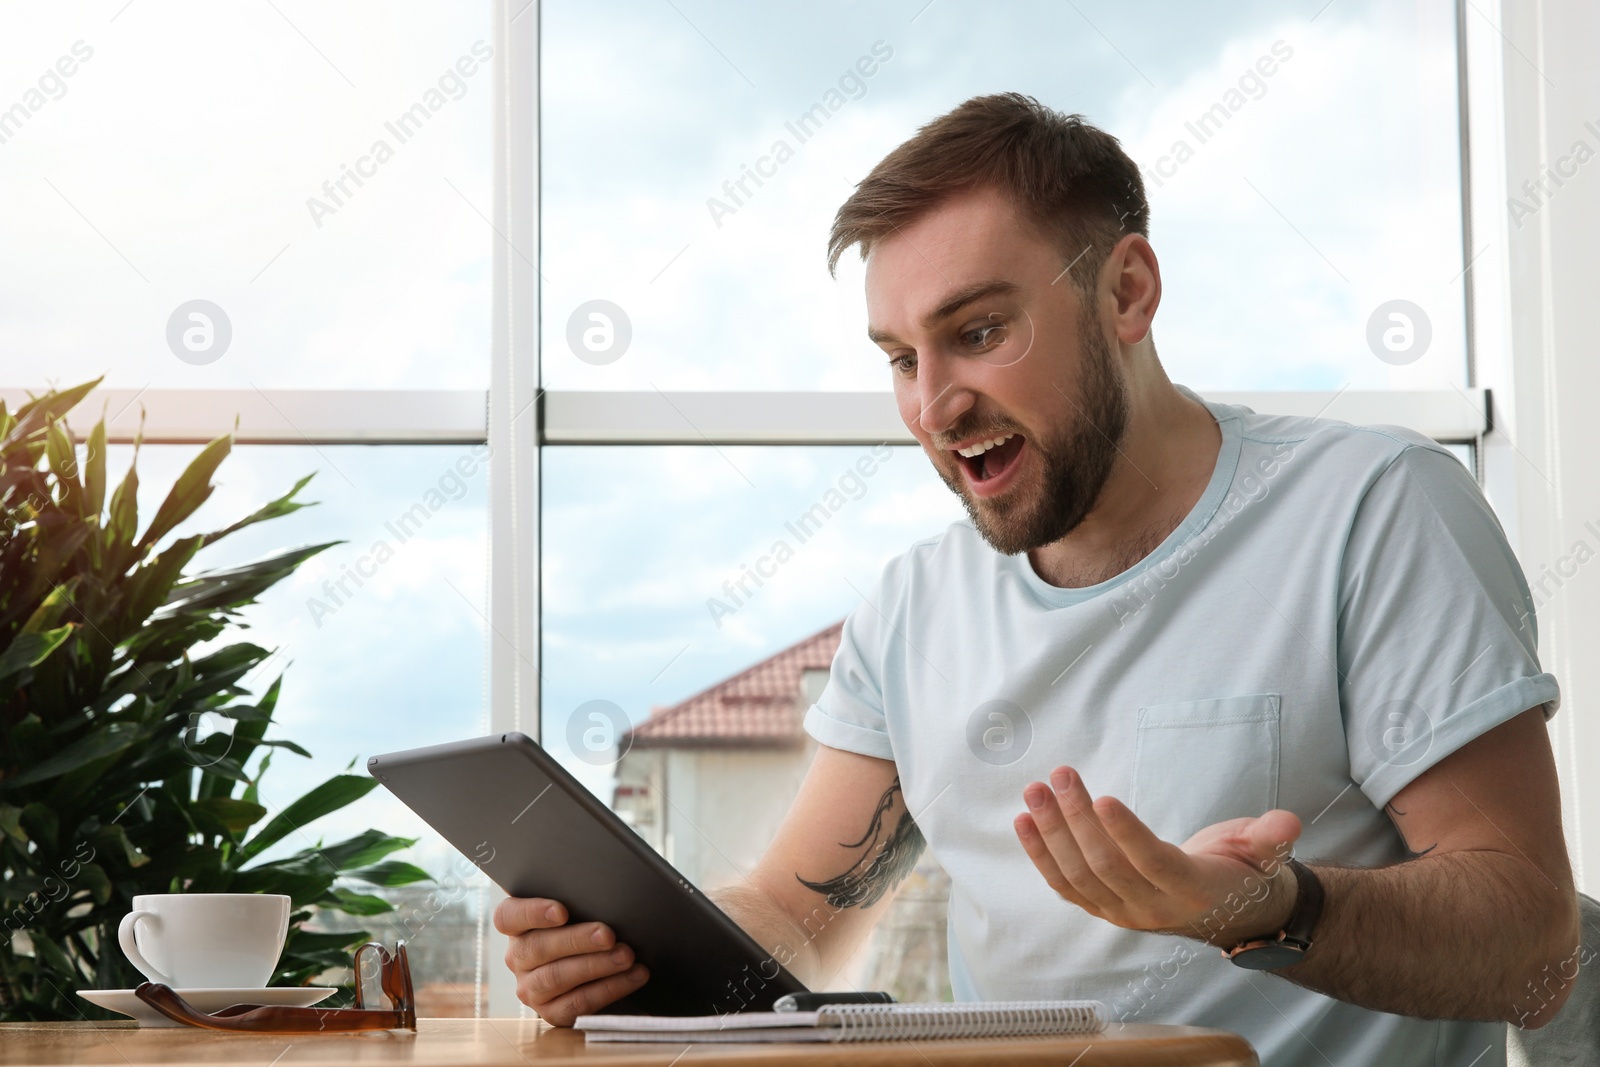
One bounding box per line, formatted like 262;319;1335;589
827;93;1149;296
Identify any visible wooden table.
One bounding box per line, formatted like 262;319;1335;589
0;1019;1256;1066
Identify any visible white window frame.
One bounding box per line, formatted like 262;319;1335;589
1466;0;1600;897
5;386;1486;447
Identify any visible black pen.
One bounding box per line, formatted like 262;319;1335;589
773;991;897;1012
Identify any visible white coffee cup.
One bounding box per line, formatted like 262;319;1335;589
118;893;290;988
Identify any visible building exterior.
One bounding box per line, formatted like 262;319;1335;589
615;620;951;1001
614;622;840;889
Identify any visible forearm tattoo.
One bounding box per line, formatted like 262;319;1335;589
1385;801;1437;857
796;777;926;909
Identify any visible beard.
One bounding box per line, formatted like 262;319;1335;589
932;307;1129;556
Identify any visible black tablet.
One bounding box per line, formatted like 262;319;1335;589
367;732;808;1016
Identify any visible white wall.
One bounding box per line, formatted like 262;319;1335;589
665;744;818;891
1473;0;1600;892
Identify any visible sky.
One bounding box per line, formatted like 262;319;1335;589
1;0;1467;875
540;0;1467;392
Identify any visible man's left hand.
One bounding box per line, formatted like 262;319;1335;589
1014;765;1303;945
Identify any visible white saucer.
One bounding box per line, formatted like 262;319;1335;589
79;986;337;1027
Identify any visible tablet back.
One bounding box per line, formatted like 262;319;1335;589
368;732;808;1016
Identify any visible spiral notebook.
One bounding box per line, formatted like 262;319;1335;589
576;1001;1107;1043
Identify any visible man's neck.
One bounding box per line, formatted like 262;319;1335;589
1028;373;1222;590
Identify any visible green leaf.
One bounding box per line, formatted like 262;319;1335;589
324;887;395;916
10;378;100;433
0;804;26;844
162;543;342;615
136;435;230;551
305;829;414;872
228;866;339;907
93;823;150;869
17;804;58;852
194;797;268;834
346;860;432;888
0;379;101;470
282;928;371;956
190;756;251;786
83;419;107;518
74;863;113;905
212;675;284;784
199;473;319;548
0;624;74;680
45;420;80;513
3;722;140;788
19;580;78;634
27;931;82;983
107;457;139;551
119;534;203;630
255;739;313;758
242;751;272;806
13;526;91;620
236;775;379;863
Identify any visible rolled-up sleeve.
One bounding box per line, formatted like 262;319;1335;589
1337;441;1559;809
803;563;898;762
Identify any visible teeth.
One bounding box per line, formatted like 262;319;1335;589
957;433;1015;458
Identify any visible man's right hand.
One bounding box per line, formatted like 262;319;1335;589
493;897;649;1025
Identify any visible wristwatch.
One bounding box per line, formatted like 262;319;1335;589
1222;858;1325;970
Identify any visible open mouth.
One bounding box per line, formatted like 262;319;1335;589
952;432;1026;486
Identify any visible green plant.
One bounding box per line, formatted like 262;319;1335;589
0;380;430;1021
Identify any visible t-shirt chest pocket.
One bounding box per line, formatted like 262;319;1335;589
1130;694;1281;844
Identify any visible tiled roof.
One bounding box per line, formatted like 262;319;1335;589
625;621;843;748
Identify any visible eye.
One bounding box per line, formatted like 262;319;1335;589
959;320;1007;350
887;353;917;377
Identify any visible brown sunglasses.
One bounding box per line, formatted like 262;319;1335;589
134;941;417;1033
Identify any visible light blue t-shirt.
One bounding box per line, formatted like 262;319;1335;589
804;389;1558;1067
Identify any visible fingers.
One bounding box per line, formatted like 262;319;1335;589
505;919;615;967
1033;768;1159;906
1049;769;1153;896
494;897;566;935
532;965;651;1027
1092;795;1193;893
1020;781;1117;910
496;895;648;1025
1014;812;1101;913
520;942;636;1002
1250;808;1303;859
1016;770;1307;938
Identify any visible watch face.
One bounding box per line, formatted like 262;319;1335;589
1229;943;1306;971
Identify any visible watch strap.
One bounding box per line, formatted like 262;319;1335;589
1222;858;1324;969
1279;858;1324;948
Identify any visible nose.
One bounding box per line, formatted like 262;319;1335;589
913;357;974;439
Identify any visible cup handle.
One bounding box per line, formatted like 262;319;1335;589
118;910;171;985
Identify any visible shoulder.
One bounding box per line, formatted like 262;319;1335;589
839;521;990;654
1209;394;1462;487
903;519;993;567
873;520;996;594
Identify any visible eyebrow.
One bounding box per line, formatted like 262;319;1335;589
866;279;1020;345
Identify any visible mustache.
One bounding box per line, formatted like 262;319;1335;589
932;423;1024;451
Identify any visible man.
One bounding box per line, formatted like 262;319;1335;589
498;94;1579;1064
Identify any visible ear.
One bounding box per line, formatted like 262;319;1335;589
1106;233;1161;345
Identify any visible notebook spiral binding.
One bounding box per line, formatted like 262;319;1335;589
819;1000;1107;1040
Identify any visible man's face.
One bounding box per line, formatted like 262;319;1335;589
864;187;1129;555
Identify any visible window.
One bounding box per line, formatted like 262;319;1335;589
7;0;1538;1021
2;0;495;1016
1;2;492;390
538;0;1480;1009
